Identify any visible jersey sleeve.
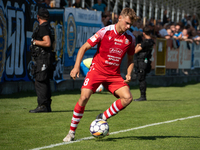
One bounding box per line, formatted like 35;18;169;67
127;35;136;55
87;28;106;47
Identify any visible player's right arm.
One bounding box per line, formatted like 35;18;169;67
135;43;142;53
70;42;92;80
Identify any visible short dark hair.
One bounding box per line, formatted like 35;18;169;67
143;26;151;35
120;8;138;24
37;8;49;20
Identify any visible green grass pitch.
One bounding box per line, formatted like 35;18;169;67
1;82;200;150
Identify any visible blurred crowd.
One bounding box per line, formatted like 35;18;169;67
139;11;200;45
34;0;200;45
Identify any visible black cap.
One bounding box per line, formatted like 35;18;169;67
37;8;49;19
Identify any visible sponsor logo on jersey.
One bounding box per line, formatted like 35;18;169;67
114;38;123;43
67;13;76;57
109;48;123;56
90;33;99;42
125;39;129;44
114;42;121;45
108;36;112;40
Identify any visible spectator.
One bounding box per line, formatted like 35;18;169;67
181;28;189;40
173;24;182;39
92;0;107;13
189;29;200;45
36;0;50;7
105;11;112;26
147;22;155;36
113;13;119;24
178;28;194;44
101;13;107;27
163;10;170;25
181;14;188;26
173;24;182;47
72;0;83;8
166;28;173;39
131;21;143;39
187;15;192;27
45;0;51;6
156;23;169;39
170;23;176;33
60;0;71;8
192;15;199;30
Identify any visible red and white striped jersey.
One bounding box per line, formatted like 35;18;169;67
87;24;136;75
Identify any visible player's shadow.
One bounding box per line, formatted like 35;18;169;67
148;99;184;102
51;109;102;113
103;135;200;141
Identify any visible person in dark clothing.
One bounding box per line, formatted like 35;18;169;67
29;8;54;113
163;10;170;25
192;14;199;30
72;0;82;8
134;26;155;101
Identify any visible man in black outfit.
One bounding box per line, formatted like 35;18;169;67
134;26;155;101
29;8;53;113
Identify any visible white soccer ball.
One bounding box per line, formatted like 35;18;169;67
96;84;104;93
90;119;109;138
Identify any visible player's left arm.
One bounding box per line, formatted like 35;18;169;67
124;54;134;83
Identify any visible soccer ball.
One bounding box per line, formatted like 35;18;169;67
96;84;104;93
90;119;109;138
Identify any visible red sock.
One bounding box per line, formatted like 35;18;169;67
70;102;85;132
103;99;124;120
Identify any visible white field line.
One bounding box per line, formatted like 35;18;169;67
30;115;200;150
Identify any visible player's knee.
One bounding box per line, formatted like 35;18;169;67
122;95;133;106
78;95;90;106
80;95;90;102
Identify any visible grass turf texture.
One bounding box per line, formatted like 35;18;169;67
0;82;200;150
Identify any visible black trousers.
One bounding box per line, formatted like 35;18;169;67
136;61;151;96
35;78;52;106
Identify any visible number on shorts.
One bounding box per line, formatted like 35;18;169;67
83;78;89;86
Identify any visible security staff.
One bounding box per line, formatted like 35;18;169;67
134;26;155;101
29;8;53;112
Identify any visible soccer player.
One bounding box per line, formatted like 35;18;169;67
63;8;137;142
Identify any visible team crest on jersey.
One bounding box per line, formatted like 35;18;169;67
67;13;76;57
125;39;129;44
90;33;99;42
0;6;7;82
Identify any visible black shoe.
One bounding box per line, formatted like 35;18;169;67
29;105;48;113
96;113;103;119
134;96;147;101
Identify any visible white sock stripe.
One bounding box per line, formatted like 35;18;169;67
113;101;119;112
106;109;111;117
110;106;116;115
71;123;78;128
72;117;81;122
73;111;83;117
